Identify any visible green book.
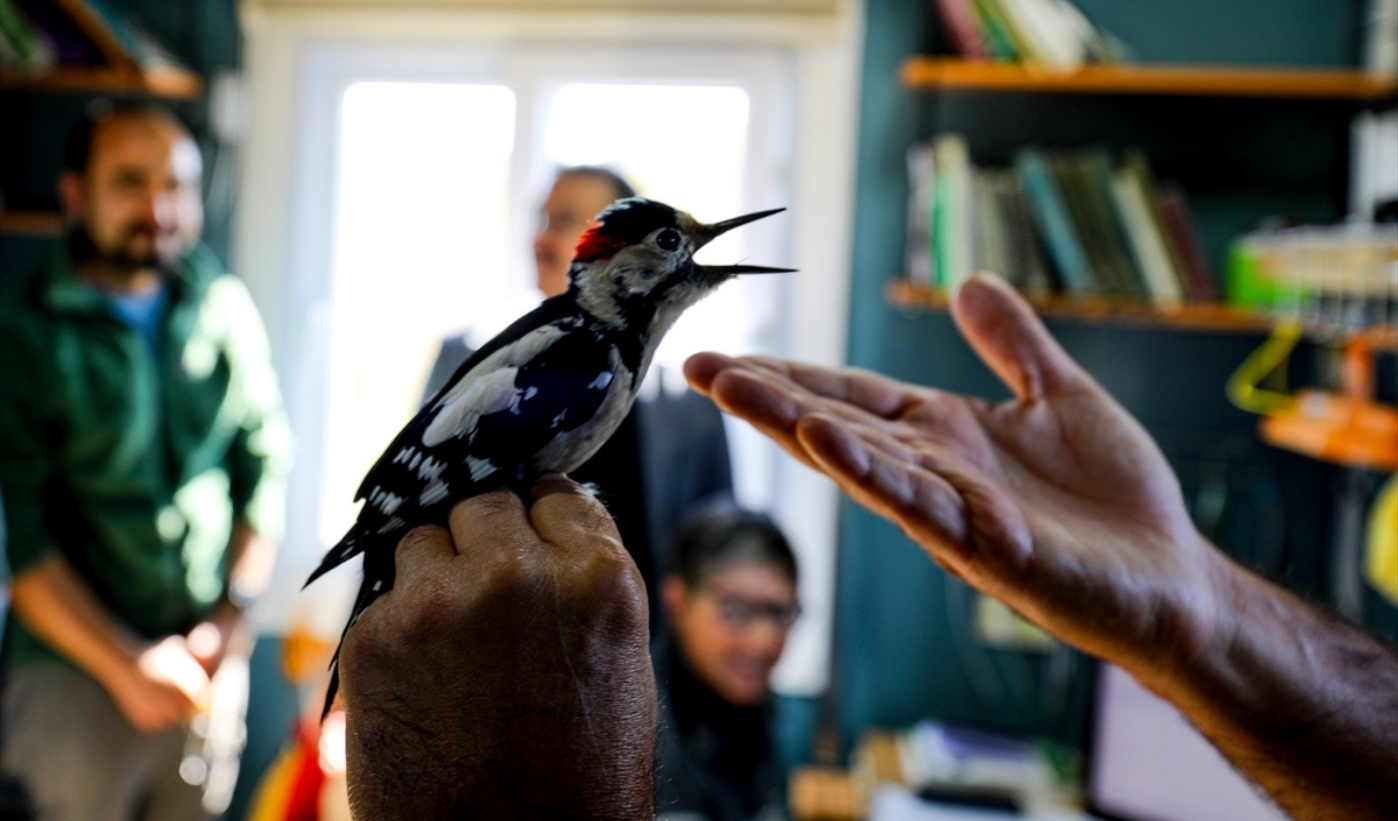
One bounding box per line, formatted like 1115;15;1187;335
968;0;1024;61
0;0;52;71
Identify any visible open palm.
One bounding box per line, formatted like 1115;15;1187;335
685;274;1228;675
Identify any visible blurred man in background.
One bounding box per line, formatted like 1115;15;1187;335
0;101;291;821
422;166;733;623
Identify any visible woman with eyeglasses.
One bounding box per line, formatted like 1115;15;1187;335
655;502;800;821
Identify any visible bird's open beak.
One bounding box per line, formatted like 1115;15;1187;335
695;207;795;277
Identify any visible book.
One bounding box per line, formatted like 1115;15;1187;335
1156;183;1218;301
2;0;60;72
1015;147;1093;295
932;0;990;60
994;0;1087;69
933;133;976;290
1049;151;1120;296
906;142;937;286
0;0;42;72
994;170;1056;294
1120;150;1190;295
967;0;1025;61
1076;150;1148;300
1110;165;1184;306
973;167;1010;282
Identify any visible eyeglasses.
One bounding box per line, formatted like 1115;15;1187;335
707;590;801;632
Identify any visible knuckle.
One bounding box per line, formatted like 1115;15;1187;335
454;490;521;524
573;548;647;622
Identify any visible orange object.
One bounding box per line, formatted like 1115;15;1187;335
1259;338;1398;470
1260;390;1398;470
282;625;336;685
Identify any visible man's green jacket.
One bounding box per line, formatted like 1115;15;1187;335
0;242;292;667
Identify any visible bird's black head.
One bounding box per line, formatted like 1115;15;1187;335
568;197;791;333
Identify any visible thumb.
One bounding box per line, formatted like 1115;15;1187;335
951;274;1088;402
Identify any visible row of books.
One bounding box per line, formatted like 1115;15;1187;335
906;135;1219;306
0;0;183;76
931;0;1129;69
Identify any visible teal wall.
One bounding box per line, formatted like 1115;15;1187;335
833;0;1393;751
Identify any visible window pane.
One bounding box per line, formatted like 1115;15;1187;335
322;82;515;544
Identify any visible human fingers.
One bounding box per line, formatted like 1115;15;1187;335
684;351;735;397
129;691;187;734
390;523;457;588
137;637;210;709
694;362;822;471
446;489;533;560
797;412;1034;587
526;473;623;552
689;353;929;423
115;672;193;733
529;474;649;631
794;413;973;569
693;361;895;473
951;274;1090;402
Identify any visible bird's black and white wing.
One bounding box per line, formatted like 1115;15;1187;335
306;305;629;713
306;314;620;587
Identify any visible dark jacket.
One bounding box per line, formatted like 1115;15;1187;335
654;640;785;821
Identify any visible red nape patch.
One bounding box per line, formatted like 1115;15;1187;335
574;222;627;262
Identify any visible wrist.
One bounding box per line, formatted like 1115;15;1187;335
91;631;151;688
1144;542;1291;728
1123;529;1241;696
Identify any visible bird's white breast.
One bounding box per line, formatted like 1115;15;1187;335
530;348;635;474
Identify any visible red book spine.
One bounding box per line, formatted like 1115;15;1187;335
933;0;989;59
1156;185;1218;301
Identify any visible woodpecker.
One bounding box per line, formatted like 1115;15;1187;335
306;197;790;712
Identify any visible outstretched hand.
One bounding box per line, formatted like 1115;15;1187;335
339;475;655;821
685;274;1229;682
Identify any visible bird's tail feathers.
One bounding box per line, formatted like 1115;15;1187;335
304;524;372;589
320;539;397;719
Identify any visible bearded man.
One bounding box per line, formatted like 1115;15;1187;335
0;102;291;821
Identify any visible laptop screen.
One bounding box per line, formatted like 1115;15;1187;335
1087;663;1288;821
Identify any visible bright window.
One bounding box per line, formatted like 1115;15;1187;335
321;81;516;544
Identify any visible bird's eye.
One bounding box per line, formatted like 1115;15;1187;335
655;228;681;251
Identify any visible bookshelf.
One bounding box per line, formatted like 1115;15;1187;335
0;210;63;237
0;0;206;240
887;281;1398;351
900;58;1398;100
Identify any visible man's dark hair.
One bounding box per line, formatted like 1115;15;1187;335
558;165;637;201
61;99;188;175
669;501;797;587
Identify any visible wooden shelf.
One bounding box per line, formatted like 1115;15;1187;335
891;280;1277;333
0;210;63;237
0;66;202;98
900;57;1398;99
889;282;1398;349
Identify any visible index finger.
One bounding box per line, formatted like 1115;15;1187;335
526;474;623;551
686;355;936;475
687;353;921;422
447;489;532;558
